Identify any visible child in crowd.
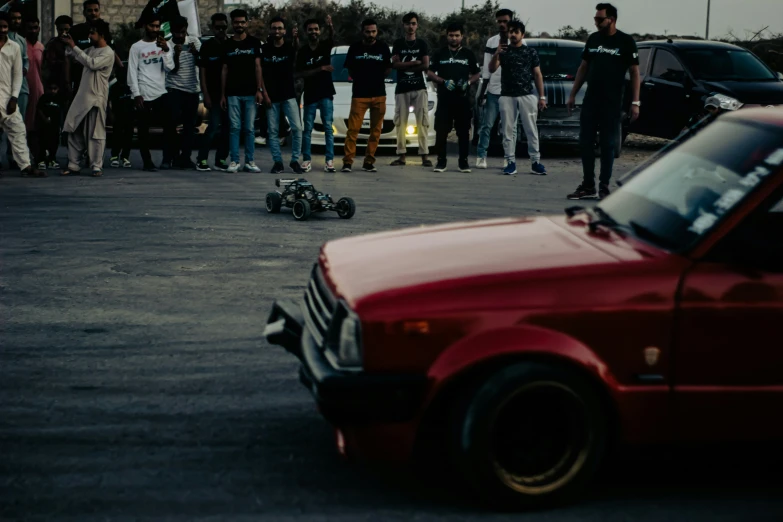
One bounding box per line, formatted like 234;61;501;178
36;80;65;169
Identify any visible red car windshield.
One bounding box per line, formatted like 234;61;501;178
596;119;783;252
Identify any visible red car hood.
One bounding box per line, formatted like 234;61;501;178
320;216;623;306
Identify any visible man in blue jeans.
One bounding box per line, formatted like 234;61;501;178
295;15;336;173
475;8;520;170
262;16;303;174
220;9;270;173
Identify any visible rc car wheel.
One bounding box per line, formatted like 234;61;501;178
450;362;607;509
336;197;356;219
292;199;311;221
266;192;282;213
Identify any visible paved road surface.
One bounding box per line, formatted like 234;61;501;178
2;141;783;521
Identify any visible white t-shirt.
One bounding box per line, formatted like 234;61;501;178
127;39;174;101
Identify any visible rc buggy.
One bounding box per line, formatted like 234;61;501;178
266;178;356;221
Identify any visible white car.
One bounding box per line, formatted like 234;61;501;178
307;45;438;151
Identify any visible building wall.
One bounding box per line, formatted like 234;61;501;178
69;0;224;34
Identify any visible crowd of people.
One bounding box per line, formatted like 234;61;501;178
0;1;641;199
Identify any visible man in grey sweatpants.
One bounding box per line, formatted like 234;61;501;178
489;20;547;176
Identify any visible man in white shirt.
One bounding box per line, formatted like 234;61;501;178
0;12;42;178
475;8;520;169
127;13;173;171
162;16;201;170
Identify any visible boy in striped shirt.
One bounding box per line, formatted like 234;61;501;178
162;16;201;170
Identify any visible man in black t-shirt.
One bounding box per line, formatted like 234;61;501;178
196;13;230;172
566;2;640;200
262;16;303;174
341;18;391;173
390;12;431;167
427;23;480;173
489;20;547;176
296;15;336;173
220;9;270;173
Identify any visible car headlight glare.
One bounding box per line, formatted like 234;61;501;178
338;314;362;367
708;93;744;111
406;125;416;135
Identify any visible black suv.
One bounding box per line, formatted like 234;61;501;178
630;39;783;139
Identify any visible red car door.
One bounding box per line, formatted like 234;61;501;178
674;189;783;442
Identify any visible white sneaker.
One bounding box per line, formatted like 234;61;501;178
243;162;261;173
226;161;240;173
254;136;266;145
324;160;336;173
475;157;487;169
301;161;312;172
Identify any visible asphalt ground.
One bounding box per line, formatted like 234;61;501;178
2;137;783;521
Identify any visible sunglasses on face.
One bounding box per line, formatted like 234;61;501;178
594;16;608;23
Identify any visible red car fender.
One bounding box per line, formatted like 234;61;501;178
427;324;616;387
422;324;671;444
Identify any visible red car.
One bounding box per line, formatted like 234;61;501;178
264;108;783;508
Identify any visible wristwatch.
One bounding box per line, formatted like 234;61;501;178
631;101;641;106
540;96;547;100
258;87;264;93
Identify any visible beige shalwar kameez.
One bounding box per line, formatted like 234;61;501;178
63;44;114;172
0;38;32;171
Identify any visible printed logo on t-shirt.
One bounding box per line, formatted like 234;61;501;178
355;53;384;61
306;56;323;66
439;57;469;66
588;45;621;56
141;49;167;65
265;55;289;63
227;48;255;57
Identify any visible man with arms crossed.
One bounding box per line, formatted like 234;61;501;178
0;12;42;178
262;16;303;174
296;15;336;173
489;20;547;176
566;3;640;200
390;12;431;167
220;9;270;173
341;19;391;173
427;23;479;173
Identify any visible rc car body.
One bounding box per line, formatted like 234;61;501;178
266;178;356;221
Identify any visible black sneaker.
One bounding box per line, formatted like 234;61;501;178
433;160;447;172
196;160;211;172
458;159;471;173
599;183;611;200
215;159;229;172
270;161;284;174
567;184;598;200
159;160;172;170
290;161;304;174
341;163;352;172
362;162;377;172
142;164;158;172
